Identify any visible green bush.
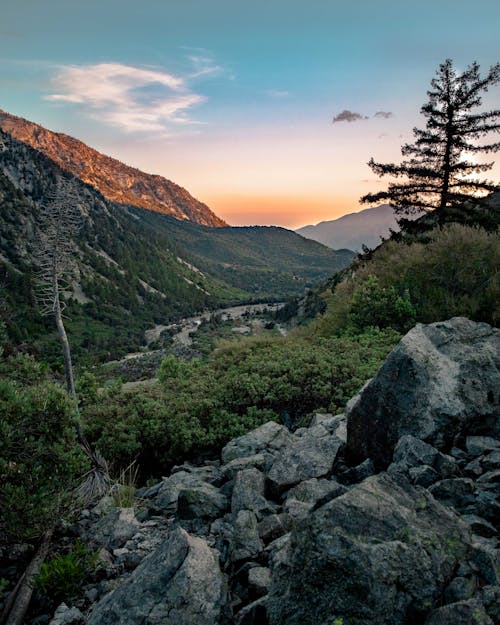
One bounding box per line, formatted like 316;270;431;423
317;224;499;335
83;328;399;478
0;355;88;541
36;540;98;603
349;275;416;332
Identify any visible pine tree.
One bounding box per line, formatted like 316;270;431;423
361;59;500;224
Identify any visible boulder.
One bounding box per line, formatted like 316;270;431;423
268;473;473;625
221;454;267;481
248;566;271;597
87;526;226;625
221;422;294;464
346;318;500;470
231;468;273;518
231;510;264;564
49;604;84;625
89;508;140;550
424;599;493;625
466;436;500;457
177;482;229;520
266;433;343;496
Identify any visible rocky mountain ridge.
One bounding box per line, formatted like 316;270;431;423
0;109;226;227
43;317;499;625
0;129;353;363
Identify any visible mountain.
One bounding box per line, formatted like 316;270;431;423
0;109;226;227
0;128;354;364
296;204;399;251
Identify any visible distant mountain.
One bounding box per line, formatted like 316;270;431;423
296;204;399;251
0;109;226;227
0;129;354;364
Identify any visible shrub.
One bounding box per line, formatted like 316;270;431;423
83;328;399;479
349;275;416;332
36;540;98;603
0;355;88;541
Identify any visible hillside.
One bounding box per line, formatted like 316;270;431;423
0;130;354;363
0;108;226;227
297;204;399;251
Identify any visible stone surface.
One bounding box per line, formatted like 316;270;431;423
424;599;494;625
49;604;85;625
231;510;264;564
266;433;343;496
177;482;228;520
231;467;272;518
87;526;226;625
346;318;500;469
248;566;271;597
90;508;140;550
221;422;294;464
268;473;473;625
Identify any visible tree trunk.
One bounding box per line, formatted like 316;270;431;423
0;528;54;625
53;277;76;403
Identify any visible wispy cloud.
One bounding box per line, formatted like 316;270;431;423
332;109;368;123
45;62;208;133
374;111;393;119
187;54;224;79
265;89;291;98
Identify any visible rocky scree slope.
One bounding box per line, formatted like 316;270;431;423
0;109;226;227
53;317;499;625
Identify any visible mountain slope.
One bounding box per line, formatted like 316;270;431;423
0;130;354;363
297;204;399;251
0;108;226;227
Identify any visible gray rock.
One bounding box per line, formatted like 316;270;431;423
177;482;229;520
147;470;205;515
266;434;343;496
90;508;140;550
462;514;498;539
477;469;500;484
482;450;500;472
408;465;439;487
424;599;493;625
221;454;266;481
392;434;440;468
87;526;226;625
258;513;292;544
231;510;264;564
232;468;272;518
235;597;268;625
49;604;84;625
480;585;500;624
429;478;476;511
443;576;476;603
340;458;375;484
465;457;485;477
284;478;347;520
466;436;500;457
222;421;294;464
346;318;500;470
248;566;271;597
310;414;347;441
268;473;473;625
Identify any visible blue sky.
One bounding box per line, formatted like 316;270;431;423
1;0;499;227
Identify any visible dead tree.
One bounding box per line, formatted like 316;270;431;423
35;176;109;487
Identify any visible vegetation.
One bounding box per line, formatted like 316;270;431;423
35;540;99;604
0;353;88;541
361;59;500;224
316;224;499;336
83;328;399;478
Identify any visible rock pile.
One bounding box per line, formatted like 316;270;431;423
62;318;498;625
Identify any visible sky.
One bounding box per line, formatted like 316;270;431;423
1;0;499;228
